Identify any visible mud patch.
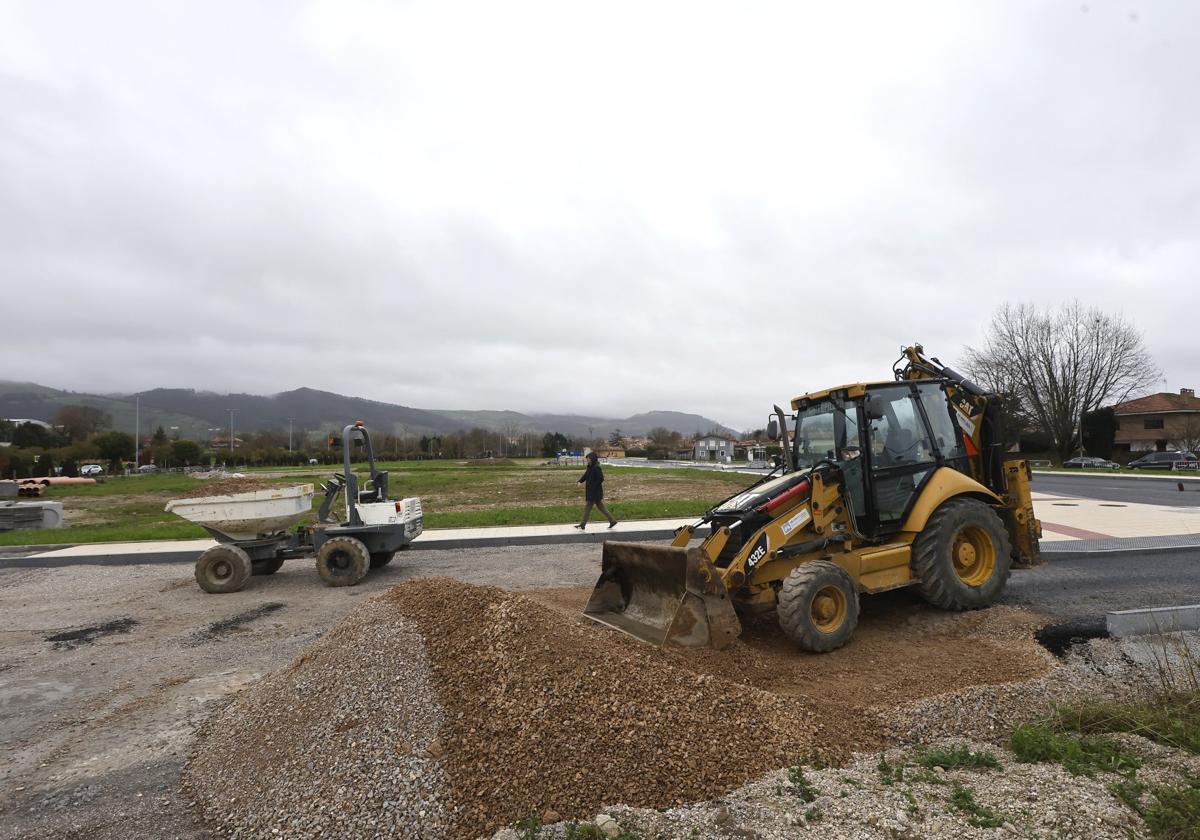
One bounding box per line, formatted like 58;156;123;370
1035;619;1109;658
191;603;285;644
46;618;138;650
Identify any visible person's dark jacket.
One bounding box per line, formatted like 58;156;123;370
578;461;604;502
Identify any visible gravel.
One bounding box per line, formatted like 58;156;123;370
183;597;454;839
174;478;308;499
387;578;819;839
182;578;1065;840
489;633;1200;840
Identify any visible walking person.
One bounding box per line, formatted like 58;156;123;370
575;451;617;530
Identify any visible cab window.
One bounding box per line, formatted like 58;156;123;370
866;385;935;529
915;383;965;460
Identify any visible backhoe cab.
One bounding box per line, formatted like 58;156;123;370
584;345;1042;653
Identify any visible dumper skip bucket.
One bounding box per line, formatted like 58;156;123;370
582;541;742;649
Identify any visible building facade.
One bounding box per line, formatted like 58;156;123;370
1112;388;1200;454
693;434;736;462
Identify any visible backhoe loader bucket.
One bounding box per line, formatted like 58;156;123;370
583;541;742;649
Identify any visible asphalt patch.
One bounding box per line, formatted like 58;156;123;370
1035;619;1109;658
192;603;285;643
45;618;138;650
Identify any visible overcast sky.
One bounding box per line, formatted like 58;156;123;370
3;1;1197;430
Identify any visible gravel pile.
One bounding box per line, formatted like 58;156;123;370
386;578;821;839
185;580;825;840
491;634;1200;840
183;597;453;839
181;578;1070;840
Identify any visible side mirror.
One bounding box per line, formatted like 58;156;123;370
766;419;779;441
770;454;781;468
865;396;886;421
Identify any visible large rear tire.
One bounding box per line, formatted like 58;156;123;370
316;537;370;587
778;560;859;652
252;556;286;576
912;497;1012;610
195;545;252;594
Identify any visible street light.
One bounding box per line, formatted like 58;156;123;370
226;408;237;462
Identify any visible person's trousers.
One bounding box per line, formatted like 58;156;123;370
580;500;615;525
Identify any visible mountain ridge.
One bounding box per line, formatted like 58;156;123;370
0;381;740;441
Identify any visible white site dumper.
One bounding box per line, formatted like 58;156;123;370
166;422;423;593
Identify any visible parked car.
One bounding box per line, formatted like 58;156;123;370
79;464;105;476
1062;456;1120;470
1127;451;1199;470
136;464;159;473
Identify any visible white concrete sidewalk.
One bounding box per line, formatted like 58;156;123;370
1032;492;1200;542
20;518;697;559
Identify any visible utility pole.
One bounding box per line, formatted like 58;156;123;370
134;396;139;471
288;418;294;456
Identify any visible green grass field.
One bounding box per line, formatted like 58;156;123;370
1;460;751;545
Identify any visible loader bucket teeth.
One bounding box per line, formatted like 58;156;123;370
583;542;741;650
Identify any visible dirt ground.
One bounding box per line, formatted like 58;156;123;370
0;544;1051;840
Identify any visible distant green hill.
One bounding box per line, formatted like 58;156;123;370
0;381;739;441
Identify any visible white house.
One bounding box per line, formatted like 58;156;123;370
693;434;736;462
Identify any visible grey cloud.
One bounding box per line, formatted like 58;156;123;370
2;1;1199;431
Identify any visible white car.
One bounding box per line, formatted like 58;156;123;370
80;464;105;476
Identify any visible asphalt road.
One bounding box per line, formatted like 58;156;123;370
1033;471;1200;506
1003;550;1199;621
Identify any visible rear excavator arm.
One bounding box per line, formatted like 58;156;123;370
896;344;1041;566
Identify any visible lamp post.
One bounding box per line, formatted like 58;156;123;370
226;408;237;464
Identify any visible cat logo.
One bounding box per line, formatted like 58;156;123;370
745;533;769;571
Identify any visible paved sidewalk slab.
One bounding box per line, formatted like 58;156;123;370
1042;533;1200;560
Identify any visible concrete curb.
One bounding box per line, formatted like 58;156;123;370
410;524;710;550
0;525;712;569
1107;604;1200;637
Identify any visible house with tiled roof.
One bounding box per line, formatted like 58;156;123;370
1112;388;1200;454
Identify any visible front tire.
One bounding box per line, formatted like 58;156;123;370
316;537;370;587
195;545;252;594
912;498;1012;610
778;560;859;652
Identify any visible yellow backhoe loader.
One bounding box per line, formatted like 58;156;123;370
584;346;1042;652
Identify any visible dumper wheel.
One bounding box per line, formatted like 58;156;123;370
912;498;1012;610
369;552;395;569
252;557;286;576
778;560;859;652
195;545;252;594
316;537;370;587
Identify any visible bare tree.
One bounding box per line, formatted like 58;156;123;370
965;301;1160;460
53;405;112;441
1176;415;1200;454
